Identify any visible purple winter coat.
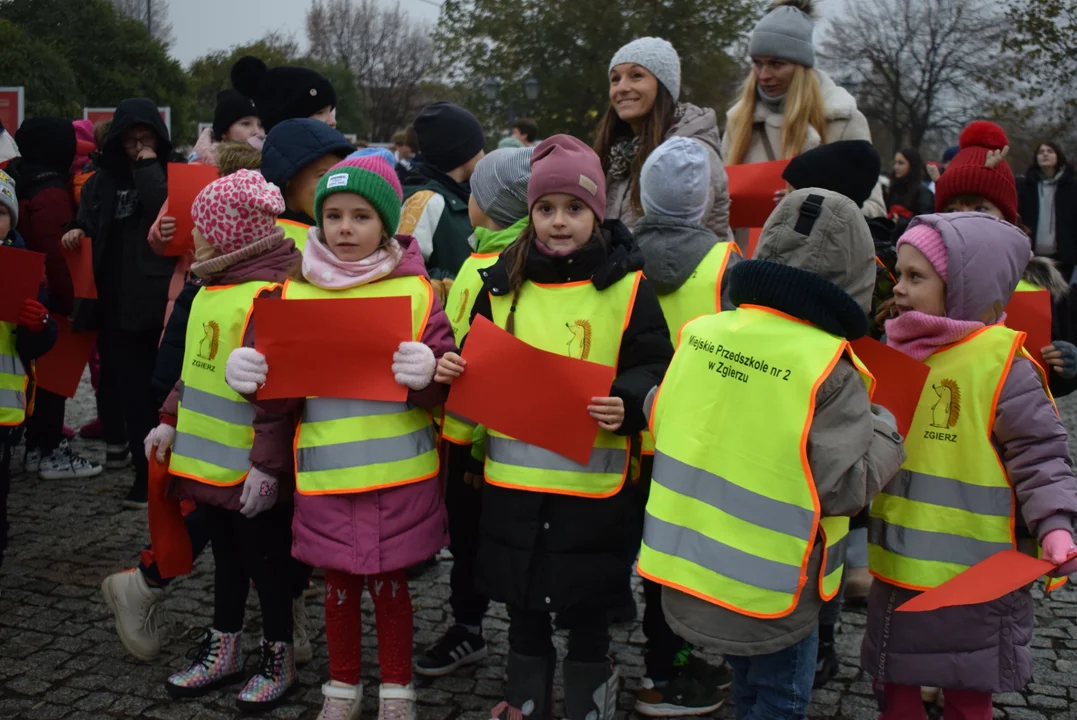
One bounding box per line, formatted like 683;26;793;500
862;213;1077;693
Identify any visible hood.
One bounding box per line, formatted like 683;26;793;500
1023;256;1070;301
103;98;172;168
387;236;429;279
14;117;76;175
634;214;718;294
728;69;859;127
910;213;1031;323
474;217;528;255
668;103;722;157
261;118;354;191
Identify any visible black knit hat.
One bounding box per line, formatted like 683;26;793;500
212;89;259;140
413;102;485;174
782;140;881;209
231;56;337;133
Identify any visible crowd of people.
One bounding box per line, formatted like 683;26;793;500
2;0;1077;718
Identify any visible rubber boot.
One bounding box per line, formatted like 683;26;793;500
490;651;555;720
563;659;619;720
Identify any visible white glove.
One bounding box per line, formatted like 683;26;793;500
144;424;177;463
239;466;278;518
226;347;269;394
392;341;436;390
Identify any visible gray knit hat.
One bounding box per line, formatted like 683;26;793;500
0;169;17;226
470;147;534;228
609;37;681;102
750;0;817;68
641;138;710;223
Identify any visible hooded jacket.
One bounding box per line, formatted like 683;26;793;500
861;212;1077;693
399;160;475;280
634;213;740;308
604;103;731;240
72;98;176;331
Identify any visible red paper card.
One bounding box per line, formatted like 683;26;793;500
63;237;96;299
165;163;219;257
726;160;790;228
445;315;615;465
897;550;1072;612
149;452;193;578
0;245;45;323
1004;289;1052;373
850;337;931;437
746;228;763;259
35;316;97;398
255;296;411;402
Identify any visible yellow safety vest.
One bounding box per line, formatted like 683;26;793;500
481;273;642;498
642;242;738;455
1015;279;1039;292
170;283;275;486
638;306;874;618
0;322;27;427
278;219;311;253
286;277;440;495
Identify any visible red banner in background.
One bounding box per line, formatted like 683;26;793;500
0;88;24;132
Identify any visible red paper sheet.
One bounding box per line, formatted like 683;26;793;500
897;550;1074;612
165;163;219;257
745;228;763;259
255;296;411;402
149;452;193;578
63;237;96;299
1004;289;1052;373
35;316;97;398
850;337;931;437
726;160;791;228
0;245;45;323
445;315;615;465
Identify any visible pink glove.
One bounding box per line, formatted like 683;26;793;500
1041;528;1077;577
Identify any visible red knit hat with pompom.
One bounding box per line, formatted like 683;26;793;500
933;121;1017;223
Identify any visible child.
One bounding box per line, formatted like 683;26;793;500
231;56;338;131
436;135;673;719
418;146;533;678
861;213;1077;718
223;155;455;719
638;189;905;720
142;169;302;710
0;169;57;576
631;136;738;715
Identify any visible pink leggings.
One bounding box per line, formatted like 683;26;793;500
879;683;993;720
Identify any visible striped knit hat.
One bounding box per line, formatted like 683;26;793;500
314;156;403;235
470;147;534;228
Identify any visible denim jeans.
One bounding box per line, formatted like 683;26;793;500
726;626;819;720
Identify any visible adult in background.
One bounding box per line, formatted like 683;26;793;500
510;117;539;147
1019;141;1077;280
886;148;934;238
596;37;730;239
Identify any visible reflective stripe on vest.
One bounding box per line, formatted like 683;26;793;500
868;325;1047;591
169;283;274;486
278;219;311;253
0;321;27;426
638;306;873;618
482;273;642;497
285;278;440;494
642;242;737;456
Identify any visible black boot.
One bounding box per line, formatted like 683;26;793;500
563;659;619;720
491;651;555;720
813;640;839;689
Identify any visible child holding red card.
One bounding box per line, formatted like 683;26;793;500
862;213;1077;718
435;135;673;719
223;155;455;719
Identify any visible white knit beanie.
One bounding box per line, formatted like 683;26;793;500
608;37;681;102
641;138;710;223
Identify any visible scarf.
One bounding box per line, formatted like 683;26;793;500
300;226;402;289
607;104;688;181
884;310;986;362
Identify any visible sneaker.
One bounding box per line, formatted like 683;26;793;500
414;624;487;677
23;447;41;474
635;667;725;717
813;641;839;689
101;569;166;661
236;639;298;712
38;440;103;480
106;444;131;469
122;483;149;510
317;681;362;720
681;655;732;690
165;628;245;698
379;683;416;720
294;597;313;665
79;417;104;440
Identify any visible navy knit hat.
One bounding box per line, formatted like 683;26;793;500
261;119;355;191
413;102;485;174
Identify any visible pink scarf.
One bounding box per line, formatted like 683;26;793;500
884;311;987;361
300;227;402;289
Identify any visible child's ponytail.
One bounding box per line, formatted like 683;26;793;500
499;222;535;336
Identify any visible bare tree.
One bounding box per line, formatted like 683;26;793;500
112;0;174;46
819;0;1005;152
307;0;438;141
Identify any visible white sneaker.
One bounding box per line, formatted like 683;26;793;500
101;569;166;661
317;681;362;720
379;684;416;720
294;596;313;665
39;440;103;480
23;447;41;473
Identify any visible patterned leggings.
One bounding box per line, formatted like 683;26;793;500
324;568;413;686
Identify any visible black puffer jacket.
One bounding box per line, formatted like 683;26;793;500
151;280;199;409
468;220;674;613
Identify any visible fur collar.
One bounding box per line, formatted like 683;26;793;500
1024;256;1071;301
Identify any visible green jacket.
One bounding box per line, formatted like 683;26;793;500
400;167;475;280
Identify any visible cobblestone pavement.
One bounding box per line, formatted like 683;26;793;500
4;378;1077;719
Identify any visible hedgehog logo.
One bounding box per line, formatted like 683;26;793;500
198;321;221;361
566;320;592;361
930;378;961;429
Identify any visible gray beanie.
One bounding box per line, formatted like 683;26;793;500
609;37;681;102
641;138;710;223
470;147;534;228
749;1;816;68
0;169;17;226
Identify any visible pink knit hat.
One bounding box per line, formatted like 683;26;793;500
897;222;948;282
191;169;286;255
528;134;607;221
